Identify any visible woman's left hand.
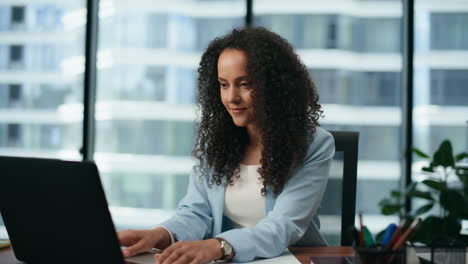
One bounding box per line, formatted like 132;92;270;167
154;239;223;264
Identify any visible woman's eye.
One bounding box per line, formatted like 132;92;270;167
240;82;249;87
220;83;228;88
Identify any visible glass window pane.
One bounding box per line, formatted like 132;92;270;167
413;0;468;209
95;0;245;229
0;1;85;227
431;13;468;50
0;3;85;158
255;0;402;244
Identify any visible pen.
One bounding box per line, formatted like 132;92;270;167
385;218;421;264
385;218;406;250
381;223;397;246
363;226;375;247
358;212;365;247
391;218;421;251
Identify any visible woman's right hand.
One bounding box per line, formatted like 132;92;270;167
117;227;172;257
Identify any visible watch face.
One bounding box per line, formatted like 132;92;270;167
223;241;233;255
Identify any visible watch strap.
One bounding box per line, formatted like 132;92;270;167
214;237;230;260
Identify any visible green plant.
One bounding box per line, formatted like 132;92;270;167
378;139;468;245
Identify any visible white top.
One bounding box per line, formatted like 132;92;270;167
160;164;266;245
224;164;266;228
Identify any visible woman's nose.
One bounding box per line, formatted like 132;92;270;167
227;87;241;103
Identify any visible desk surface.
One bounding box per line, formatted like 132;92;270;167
0;246;354;264
291;247;354;263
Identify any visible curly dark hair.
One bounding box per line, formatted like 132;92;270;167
193;27;322;196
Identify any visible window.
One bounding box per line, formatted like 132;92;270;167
310;69;339;104
0;2;85;160
255;0;402;244
430;69;468;105
303;15;330;49
1;0;466;245
9;45;23;62
326;15;338;49
414;1;468;168
196;18;244;51
256;15;300;47
431;13;468;50
95;0;245;229
311;69;401;106
257;14;338;49
349;71;401;106
7;124;21;146
352;17;401;53
8;84;22;105
11;6;25;24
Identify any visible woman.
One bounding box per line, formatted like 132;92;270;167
118;27;335;264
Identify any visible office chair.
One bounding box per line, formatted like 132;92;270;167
320;131;359;246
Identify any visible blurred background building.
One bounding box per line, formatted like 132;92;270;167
0;0;467;245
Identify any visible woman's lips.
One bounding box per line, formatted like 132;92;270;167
230;108;247;114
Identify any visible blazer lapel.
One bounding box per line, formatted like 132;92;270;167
211;183;226;236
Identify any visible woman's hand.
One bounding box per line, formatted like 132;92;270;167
154;239;223;264
118;227;172;257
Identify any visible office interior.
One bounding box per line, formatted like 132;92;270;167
0;0;467;247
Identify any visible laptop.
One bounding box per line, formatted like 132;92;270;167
0;156;143;263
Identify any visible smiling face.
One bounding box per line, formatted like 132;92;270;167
218;48;255;128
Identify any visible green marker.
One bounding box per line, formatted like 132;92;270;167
363;226;375;247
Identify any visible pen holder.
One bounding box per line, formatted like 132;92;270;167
354;246;406;264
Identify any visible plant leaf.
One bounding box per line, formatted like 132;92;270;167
455;167;468;177
455;167;468;184
414;203;434;216
411;216;440;244
432;140;455;168
457;234;468;245
422;179;446;191
461;206;468;220
445;214;463;236
422;166;435;172
381;204;402;215
455;152;468;162
378;198;391;207
379;198;402;215
411;216;461;245
407;189;434;200
391;190;401;198
440;190;468;217
412;148;429;159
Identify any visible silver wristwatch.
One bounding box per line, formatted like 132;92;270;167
215;237;233;260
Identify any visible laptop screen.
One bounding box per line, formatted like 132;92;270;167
0;156;126;263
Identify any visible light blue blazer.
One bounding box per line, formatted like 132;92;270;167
160;127;335;262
